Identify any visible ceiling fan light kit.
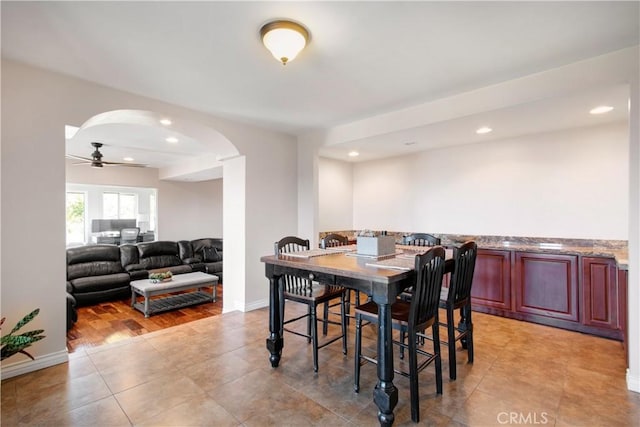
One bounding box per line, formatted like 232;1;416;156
66;142;147;168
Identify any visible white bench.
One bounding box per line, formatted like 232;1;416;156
130;271;219;317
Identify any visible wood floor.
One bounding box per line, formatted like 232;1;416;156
66;284;223;353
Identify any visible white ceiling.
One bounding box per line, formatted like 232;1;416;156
2;2;638;174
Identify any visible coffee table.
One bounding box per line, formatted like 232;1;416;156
130;271;219;317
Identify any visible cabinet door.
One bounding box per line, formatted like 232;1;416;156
514;252;578;322
582;257;618;330
471;249;511;310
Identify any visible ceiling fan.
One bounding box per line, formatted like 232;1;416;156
66;142;147;168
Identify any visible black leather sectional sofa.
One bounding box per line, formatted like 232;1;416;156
66;238;223;311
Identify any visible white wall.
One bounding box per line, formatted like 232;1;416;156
352;123;629;239
1;60;297;377
157;179;222;241
318;157;354;231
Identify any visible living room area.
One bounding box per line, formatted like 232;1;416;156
65;131;226;351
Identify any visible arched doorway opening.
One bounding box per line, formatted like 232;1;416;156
65;109;245;347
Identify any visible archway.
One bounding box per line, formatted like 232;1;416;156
67;109;246;328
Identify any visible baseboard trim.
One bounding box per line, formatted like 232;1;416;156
245;298;268;312
1;350;68;380
627;369;640;393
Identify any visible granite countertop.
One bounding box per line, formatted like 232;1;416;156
319;231;629;270
441;235;629;270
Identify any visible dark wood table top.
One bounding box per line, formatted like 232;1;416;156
261;247;453;284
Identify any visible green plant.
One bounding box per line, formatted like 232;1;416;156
1;308;45;361
149;271;173;283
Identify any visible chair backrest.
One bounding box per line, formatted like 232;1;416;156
275;236;310;255
446;241;478;307
320;233;348;249
275;236;312;295
403;233;441;246
120;227;140;244
410;246;446;329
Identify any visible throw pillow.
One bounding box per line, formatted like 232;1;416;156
202;247;221;262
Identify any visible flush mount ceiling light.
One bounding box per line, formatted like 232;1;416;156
590;105;614;115
476;126;493;135
159;118;172;126
260;20;309;65
348;150;360;157
165;136;179;143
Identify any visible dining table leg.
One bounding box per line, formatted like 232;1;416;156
374;301;398;426
266;272;283;367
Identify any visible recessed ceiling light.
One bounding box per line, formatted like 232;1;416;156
476;126;492;134
166;136;179;143
123;157;134;162
589;105;614;115
160;119;172;126
348;151;360;157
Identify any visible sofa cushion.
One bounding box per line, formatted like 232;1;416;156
137;241;185;271
120;244;140;268
67;245;124;280
138;241;179;258
69;272;130;294
202;247;221;262
140;254;183;270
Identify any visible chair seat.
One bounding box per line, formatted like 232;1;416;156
284;283;345;304
354;300;412;328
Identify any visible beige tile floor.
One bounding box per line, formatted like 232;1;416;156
2;306;639;426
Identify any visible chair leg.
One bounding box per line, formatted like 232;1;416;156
432;320;443;394
354;313;362;393
307;306;312;344
323;302;329;335
459;306;468;349
399;330;406;360
278;285;285;338
344;291;351;327
466;304;474;363
408;329;420;423
311;305;319;373
341;293;347;355
447;307;457;380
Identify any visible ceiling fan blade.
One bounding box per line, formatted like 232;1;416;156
101;160;148;168
66;154;93;161
71;161;92;165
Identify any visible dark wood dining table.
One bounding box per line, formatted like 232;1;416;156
261;246;454;426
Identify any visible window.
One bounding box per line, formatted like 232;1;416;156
103;192;137;219
119;193;136;218
66;192;86;244
103;192;118;219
